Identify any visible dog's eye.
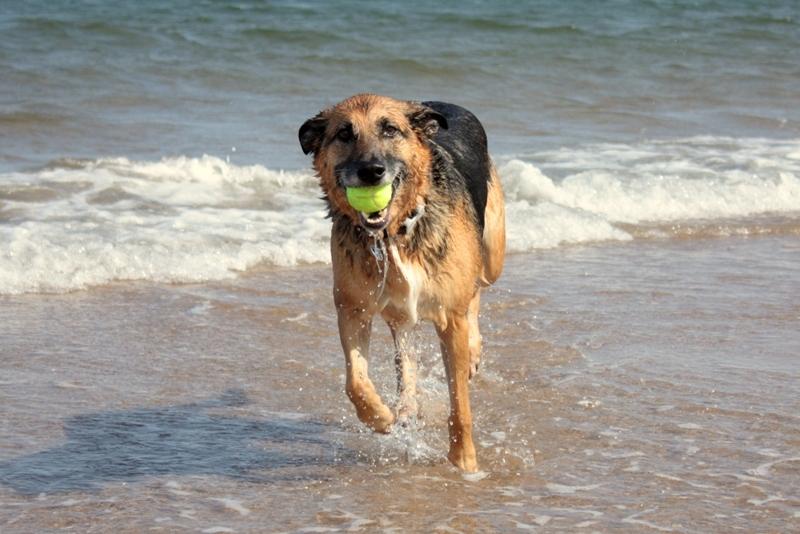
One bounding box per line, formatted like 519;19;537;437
336;127;354;143
383;124;399;138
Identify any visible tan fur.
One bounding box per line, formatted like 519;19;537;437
309;94;505;472
481;167;507;286
313;95;434;237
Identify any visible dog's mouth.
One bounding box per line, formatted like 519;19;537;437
356;175;401;233
359;207;391;231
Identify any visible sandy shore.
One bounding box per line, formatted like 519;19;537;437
1;236;798;532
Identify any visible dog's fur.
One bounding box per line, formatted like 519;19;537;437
299;94;505;472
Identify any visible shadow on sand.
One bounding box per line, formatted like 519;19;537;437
0;389;341;495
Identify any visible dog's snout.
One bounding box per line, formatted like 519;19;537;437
335;158;395;188
357;163;386;184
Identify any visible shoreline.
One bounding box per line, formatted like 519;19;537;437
2;236;798;531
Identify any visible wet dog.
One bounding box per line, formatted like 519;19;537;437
299;94;505;472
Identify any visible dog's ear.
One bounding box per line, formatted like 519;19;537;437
299;113;328;155
409;104;448;138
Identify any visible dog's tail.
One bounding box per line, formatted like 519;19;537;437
480;165;506;287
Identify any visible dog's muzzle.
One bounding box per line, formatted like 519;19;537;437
358;173;402;233
336;160;404;233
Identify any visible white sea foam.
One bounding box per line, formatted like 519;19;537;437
1;136;798;294
501;136;800;248
621;509;675;532
546;482;603;494
1;155;331;294
210;497;251;516
461;470;490;482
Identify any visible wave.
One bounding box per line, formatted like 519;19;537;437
1;137;798;294
501;136;800;250
0;156;330;295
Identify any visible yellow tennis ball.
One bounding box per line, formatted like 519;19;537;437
346;183;393;213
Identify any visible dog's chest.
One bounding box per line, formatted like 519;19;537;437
378;243;442;330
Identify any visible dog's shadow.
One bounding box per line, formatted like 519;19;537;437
0;389;341;495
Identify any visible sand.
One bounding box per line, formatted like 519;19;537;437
1;236;798;532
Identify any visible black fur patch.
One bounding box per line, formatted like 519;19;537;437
422;101;490;232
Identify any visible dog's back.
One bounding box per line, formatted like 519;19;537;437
424;101;491;233
424;101;505;287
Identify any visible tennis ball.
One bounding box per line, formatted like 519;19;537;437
346;183;393;213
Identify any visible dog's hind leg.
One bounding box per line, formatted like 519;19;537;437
388;325;418;426
338;309;395;433
437;313;478;472
467;289;482;379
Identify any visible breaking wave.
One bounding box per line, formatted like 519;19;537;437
1;136;798;294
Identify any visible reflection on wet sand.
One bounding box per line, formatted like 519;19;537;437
0;390;336;495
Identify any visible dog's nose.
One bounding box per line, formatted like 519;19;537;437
357;163;386;184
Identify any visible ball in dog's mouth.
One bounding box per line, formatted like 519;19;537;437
350;174;405;232
356;178;401;232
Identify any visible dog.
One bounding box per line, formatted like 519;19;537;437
299;94;505;472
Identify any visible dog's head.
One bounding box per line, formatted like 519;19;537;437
299;94;447;234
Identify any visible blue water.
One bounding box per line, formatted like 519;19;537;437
1;0;798;172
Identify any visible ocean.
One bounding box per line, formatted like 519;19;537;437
1;1;799;532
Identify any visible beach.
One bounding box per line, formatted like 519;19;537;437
1;1;799;532
2;237;799;531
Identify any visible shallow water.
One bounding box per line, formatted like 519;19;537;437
2;1;799;531
2;1;799;296
2;236;798;532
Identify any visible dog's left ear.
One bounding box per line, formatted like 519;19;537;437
409;104;448;138
299;113;328;155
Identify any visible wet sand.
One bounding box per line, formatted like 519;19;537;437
1;236;799;532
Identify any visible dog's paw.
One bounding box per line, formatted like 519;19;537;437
395;400;419;428
356;404;395;434
369;418;394;434
448;445;478;473
395;411;419;429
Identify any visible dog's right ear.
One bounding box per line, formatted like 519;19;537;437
299;113;328;155
409;104;448;138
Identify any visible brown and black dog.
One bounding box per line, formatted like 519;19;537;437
299;94;505;472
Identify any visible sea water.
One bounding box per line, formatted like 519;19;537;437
1;139;799;294
1;1;799;531
1;1;798;294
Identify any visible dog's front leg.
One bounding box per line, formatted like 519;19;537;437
389;325;418;426
437;313;478;472
338;308;395;433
